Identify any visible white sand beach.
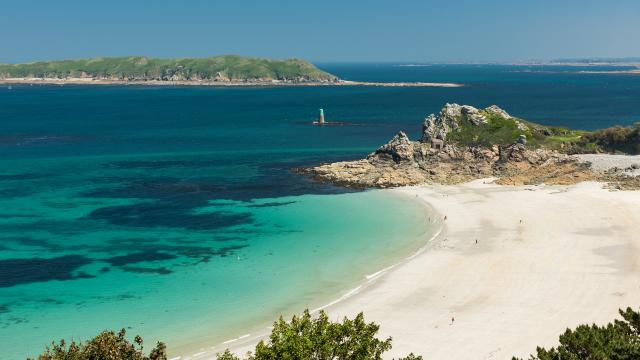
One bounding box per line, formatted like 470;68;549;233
320;180;640;359
201;179;640;360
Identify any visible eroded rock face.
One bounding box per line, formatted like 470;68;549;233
422;104;460;142
370;131;414;162
422;103;490;142
306;137;587;188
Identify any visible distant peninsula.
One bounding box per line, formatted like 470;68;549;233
0;55;462;87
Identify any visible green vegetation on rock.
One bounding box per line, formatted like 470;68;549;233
447;110;532;147
424;103;638;154
0;55;338;82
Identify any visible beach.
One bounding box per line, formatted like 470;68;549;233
317;180;640;359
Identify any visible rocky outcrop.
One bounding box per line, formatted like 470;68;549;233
370;131;414;162
421;103;534;144
305;131;589;188
304;103;599;188
306;159;428;188
421;103;492;142
421;104;461;142
302;103;640;189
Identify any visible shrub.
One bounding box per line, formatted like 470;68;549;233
217;310;421;360
579;123;640;154
32;328;166;360
33;311;421;360
515;307;640;360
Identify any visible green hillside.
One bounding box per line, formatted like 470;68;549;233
0;55;338;82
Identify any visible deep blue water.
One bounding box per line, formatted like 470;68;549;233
0;64;639;359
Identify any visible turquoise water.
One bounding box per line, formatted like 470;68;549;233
1;64;640;359
0;159;431;357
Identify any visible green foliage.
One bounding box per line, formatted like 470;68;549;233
515;307;640;360
448;112;530;147
397;354;423;360
444;109;594;152
216;349;242;360
216;310;421;360
577;122;640;154
32;328;167;360
0;56;337;82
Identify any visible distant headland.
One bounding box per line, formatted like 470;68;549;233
0;55;462;87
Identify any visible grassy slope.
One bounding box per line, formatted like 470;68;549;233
0;55;338;82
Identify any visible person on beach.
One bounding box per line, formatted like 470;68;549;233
475;239;478;244
451;316;455;325
444;215;447;221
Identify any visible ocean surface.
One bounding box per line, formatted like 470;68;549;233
1;64;640;359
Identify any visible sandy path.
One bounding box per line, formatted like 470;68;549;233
324;180;640;359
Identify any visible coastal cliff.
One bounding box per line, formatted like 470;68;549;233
303;103;640;189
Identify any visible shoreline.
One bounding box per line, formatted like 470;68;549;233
170;191;441;360
0;78;463;88
176;179;640;359
324;180;640;359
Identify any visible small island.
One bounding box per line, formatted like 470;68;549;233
0;55;462;87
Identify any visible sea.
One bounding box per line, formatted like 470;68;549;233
1;64;639;359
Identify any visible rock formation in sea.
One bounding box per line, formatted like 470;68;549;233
302;103;606;188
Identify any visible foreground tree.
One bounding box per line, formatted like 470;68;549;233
32;310;420;360
515;307;640;360
217;310;421;360
33;328;167;360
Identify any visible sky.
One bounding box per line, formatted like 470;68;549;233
1;0;639;63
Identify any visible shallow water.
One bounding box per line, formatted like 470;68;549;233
1;64;639;359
